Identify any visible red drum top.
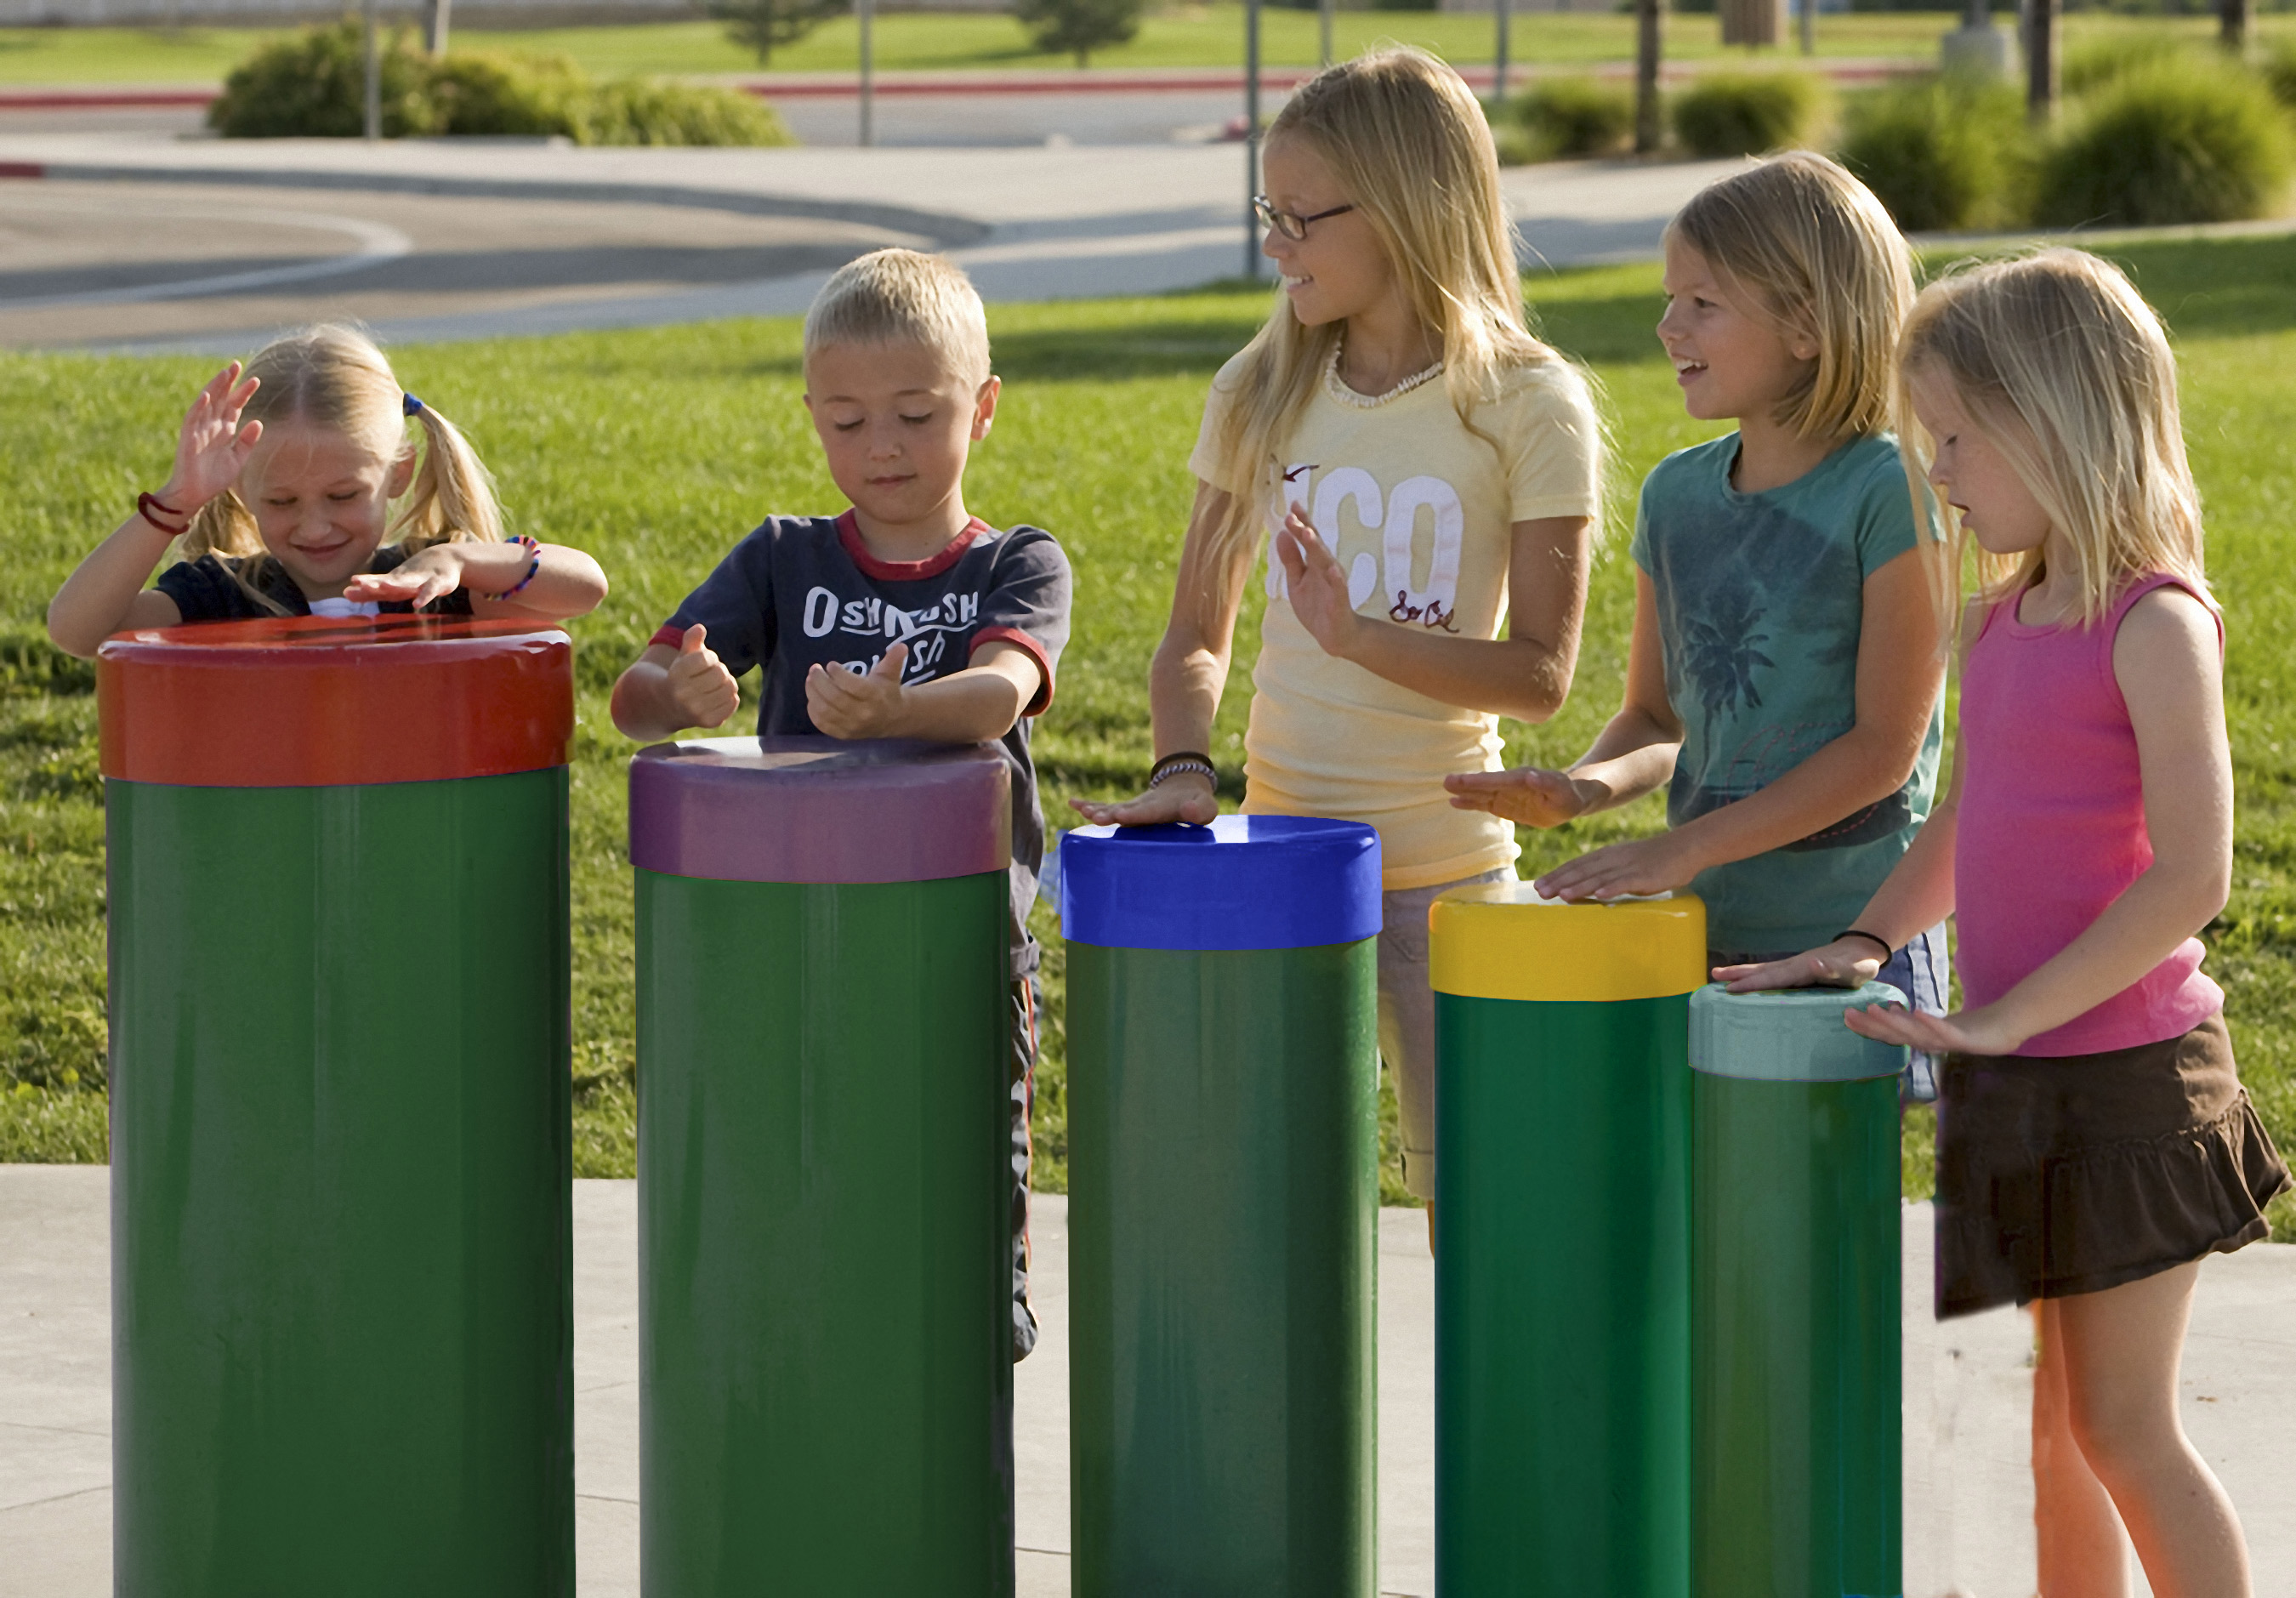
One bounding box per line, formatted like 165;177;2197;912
98;615;574;788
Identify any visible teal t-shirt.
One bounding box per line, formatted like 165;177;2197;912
1628;432;1942;953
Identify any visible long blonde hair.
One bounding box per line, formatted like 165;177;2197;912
1667;151;1914;444
185;324;504;611
1895;248;2204;629
1197;47;1577;580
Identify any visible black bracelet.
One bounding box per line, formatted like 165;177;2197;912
1837;928;1894;960
1148;751;1216;788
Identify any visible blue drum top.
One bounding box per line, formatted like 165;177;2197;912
1059;814;1383;952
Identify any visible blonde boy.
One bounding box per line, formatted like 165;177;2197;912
611;248;1071;1358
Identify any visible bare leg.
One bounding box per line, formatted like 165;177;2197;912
2033;1299;2132;1596
2054;1263;2253;1598
1424;1200;1435;1256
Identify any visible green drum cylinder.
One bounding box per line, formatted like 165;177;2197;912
100;616;577;1597
1689;982;1907;1598
630;736;1016;1595
1060;816;1383;1597
1429;886;1708;1596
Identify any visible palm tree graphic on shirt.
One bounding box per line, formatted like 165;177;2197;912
1680;577;1774;719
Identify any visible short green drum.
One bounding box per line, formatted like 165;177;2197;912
1060;816;1384;1598
1689;982;1907;1598
1429;886;1708;1596
630;736;1016;1596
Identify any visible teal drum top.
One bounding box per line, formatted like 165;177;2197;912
1688;981;1910;1083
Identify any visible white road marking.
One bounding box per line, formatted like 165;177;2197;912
0;201;412;310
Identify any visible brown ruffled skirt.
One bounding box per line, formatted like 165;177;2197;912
1935;1012;2291;1318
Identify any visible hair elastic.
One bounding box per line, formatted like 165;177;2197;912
137;492;190;537
1837;928;1895;961
403;393;425;418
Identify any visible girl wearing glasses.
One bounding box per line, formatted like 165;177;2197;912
1072;46;1603;1226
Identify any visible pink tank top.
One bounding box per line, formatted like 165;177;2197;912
1955;572;2225;1056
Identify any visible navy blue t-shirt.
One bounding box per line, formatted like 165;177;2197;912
156;547;475;622
656;510;1071;971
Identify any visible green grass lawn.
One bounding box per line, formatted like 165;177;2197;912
3;8;2290;84
3;234;2293;1239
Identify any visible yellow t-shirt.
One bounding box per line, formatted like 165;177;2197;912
1190;350;1603;890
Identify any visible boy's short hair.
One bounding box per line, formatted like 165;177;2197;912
803;249;992;384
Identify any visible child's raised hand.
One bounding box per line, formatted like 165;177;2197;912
1444;766;1590;827
344;543;462;608
164;362;264;513
666;623;740;730
806;641;909;739
1715;939;1880;993
1274;504;1365;659
1532;832;1702;903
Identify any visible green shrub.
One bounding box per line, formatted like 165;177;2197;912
1499;75;1636;164
207;20;438;139
2036;59;2293;227
2259;37;2296;111
574;77;795;146
2060;32;2188;97
208;24;795;147
1014;0;1143;67
425;50;583;137
1670;71;1828;159
1838;75;2030;233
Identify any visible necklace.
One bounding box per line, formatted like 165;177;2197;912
1324;339;1443;408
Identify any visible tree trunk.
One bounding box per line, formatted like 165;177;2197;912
2025;0;2057;123
1635;0;1662;154
2219;0;2251;54
1719;0;1782;49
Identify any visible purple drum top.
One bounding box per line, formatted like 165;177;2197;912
628;736;1011;885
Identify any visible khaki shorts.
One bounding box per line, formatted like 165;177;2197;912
1379;866;1515;1201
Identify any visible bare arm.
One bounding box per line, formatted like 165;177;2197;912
1533;543;1946;901
48;363;259;658
1444;570;1683;828
1846;588;2231;1055
345;539;610;623
1273;508;1593;722
1070;481;1255;827
611;626;740;743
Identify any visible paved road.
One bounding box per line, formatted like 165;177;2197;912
5;1165;2293;1595
0;134;1742;351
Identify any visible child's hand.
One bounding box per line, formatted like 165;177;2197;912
1445;766;1590;827
1068;771;1218;828
344;543;463;607
1274;504;1365;659
1715;939;1881;992
1533;832;1702;903
1844;998;2022;1059
806;642;909;738
665;623;740;729
162;362;264;513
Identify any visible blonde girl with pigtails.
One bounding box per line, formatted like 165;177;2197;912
48;324;605;656
1072;47;1605;1229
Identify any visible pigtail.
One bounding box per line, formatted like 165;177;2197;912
394;401;504;550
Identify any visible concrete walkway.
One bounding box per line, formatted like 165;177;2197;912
0;135;1743;350
3;1163;2291;1596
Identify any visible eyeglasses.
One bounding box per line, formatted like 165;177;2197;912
1252;195;1356;242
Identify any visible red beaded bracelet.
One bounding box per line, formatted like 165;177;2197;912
486;535;542;600
137;492;190;537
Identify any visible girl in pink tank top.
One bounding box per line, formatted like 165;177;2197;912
1718;249;2286;1597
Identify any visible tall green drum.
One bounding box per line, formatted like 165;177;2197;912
1060;816;1383;1598
101;615;577;1597
1429;885;1708;1596
630;736;1015;1595
1689;982;1906;1598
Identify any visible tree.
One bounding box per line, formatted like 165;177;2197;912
1015;0;1143;69
709;0;848;68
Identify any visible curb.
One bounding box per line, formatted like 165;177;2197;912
0;159;991;247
